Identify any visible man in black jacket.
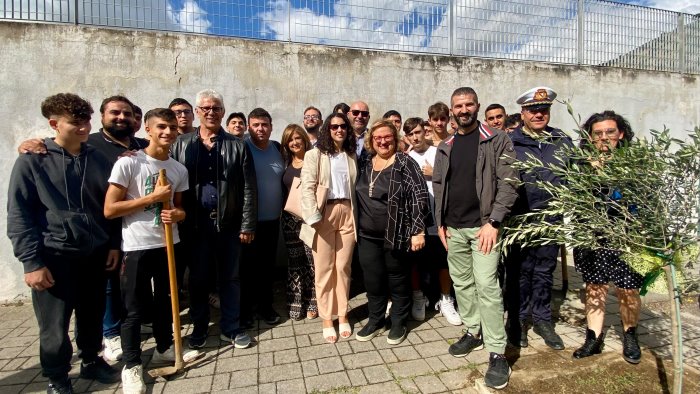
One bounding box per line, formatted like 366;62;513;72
170;89;258;349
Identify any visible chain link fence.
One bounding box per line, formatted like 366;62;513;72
2;0;697;73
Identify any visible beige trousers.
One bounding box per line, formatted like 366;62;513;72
311;200;355;320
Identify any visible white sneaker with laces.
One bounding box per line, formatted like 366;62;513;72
103;336;123;361
121;365;146;394
151;344;202;365
436;295;462;326
411;292;429;321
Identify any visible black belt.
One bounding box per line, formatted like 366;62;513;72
327;198;349;204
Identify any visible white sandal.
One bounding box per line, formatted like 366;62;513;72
339;323;352;339
323;326;337;343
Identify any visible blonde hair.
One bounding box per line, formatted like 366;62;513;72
280;124;312;164
364;120;399;156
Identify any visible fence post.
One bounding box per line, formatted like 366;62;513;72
449;0;455;55
577;0;584;65
74;0;79;25
287;0;292;42
678;14;686;74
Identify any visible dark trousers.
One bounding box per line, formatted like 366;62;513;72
120;248;173;368
188;219;242;339
32;248;107;381
102;268;123;338
240;219;280;319
358;237;411;327
506;244;559;323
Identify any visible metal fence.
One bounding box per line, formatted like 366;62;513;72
1;0;697;74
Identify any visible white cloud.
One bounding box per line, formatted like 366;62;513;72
0;1;211;34
638;1;700;14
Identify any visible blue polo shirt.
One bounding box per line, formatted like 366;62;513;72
245;138;285;221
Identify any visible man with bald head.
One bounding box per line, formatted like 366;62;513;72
347;101;371;157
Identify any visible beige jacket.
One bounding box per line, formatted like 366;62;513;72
299;148;358;247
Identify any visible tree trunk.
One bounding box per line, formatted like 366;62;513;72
663;264;683;394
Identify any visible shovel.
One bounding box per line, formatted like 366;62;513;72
149;169;205;378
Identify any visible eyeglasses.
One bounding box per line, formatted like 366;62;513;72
591;128;620;139
329;124;348;131
350;110;370;118
174;109;193;117
373;135;394;143
304;115;320;121
197;106;224;115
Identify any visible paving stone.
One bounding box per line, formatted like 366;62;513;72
272;326;295;339
304;371;350;392
347;368;368;386
258;337;297;353
216;354;258;372
20;381;51;393
388;359;433;379
342;350;384;369
397;377;421;393
438;369;471;391
362;364;393;384
259;353;274;368
297;344;338;361
301;360;318;377
357;381;404;394
0;347;25;360
415;341;448;358
2;357;29;371
0;369;40;385
414;374;448;393
335;341;353;355
276;377;306;394
292;322;320;335
273;349;299;365
211;372;230;391
349;340;376;353
258;363;302;383
229;369;259;388
295;334;311;348
378;348;398;363
317;356;344;374
416;329;443;342
425;356;448;372
162;376;213;393
405;331;424;345
392;345;421;361
258;382;276;393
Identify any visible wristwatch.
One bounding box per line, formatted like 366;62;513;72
488;218;501;229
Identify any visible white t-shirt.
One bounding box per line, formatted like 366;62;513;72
327;152;351;199
409;146;438;235
108;150;189;252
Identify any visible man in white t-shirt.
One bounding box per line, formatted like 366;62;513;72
104;108;195;393
405;117;461;326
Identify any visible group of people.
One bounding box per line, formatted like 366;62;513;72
8;85;644;393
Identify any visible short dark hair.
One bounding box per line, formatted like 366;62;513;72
504;113;522;129
333;102;350;115
169;98;193;109
99;95;134;114
383;110;401;120
485;103;505;114
304;106;322;119
144;108;176;123
133;105;143;117
451;87;479;103
316;113;357;155
581;110;634;149
403;117;423;134
248;107;272;124
428;102;449;120
41;93;93;121
226;112;246;125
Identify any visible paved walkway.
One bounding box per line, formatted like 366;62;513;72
1;256;698;393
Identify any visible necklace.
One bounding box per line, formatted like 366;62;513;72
368;156;391;198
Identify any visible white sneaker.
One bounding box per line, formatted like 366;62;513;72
103;336;123;361
121;365;146;394
151;344;202;365
436;295;462;326
411;292;429;321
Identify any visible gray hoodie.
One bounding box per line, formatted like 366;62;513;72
7;138;119;273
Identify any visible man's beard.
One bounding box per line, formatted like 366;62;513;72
104;124;133;139
455;111;477;130
305;125;320;134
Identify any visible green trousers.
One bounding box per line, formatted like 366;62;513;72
446;226;506;354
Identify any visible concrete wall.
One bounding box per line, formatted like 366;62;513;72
0;21;698;302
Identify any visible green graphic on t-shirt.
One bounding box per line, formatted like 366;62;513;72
144;173;162;227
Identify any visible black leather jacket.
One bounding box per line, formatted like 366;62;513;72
171;127;258;233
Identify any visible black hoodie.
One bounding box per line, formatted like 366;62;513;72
7;137;119;273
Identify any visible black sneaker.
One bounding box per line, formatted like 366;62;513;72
622;327;641;364
573;328;605;359
47;378;73;394
533;321;564;350
355;323;386;342
448;331;484;357
484;353;511;390
507;320;529;348
387;325;407;345
79;358;120;384
258;308;281;325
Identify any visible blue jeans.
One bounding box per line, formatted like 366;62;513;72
102;269;123;339
188;219;242;340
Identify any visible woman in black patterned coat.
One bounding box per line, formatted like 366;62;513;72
354;120;432;345
280;124;318;321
